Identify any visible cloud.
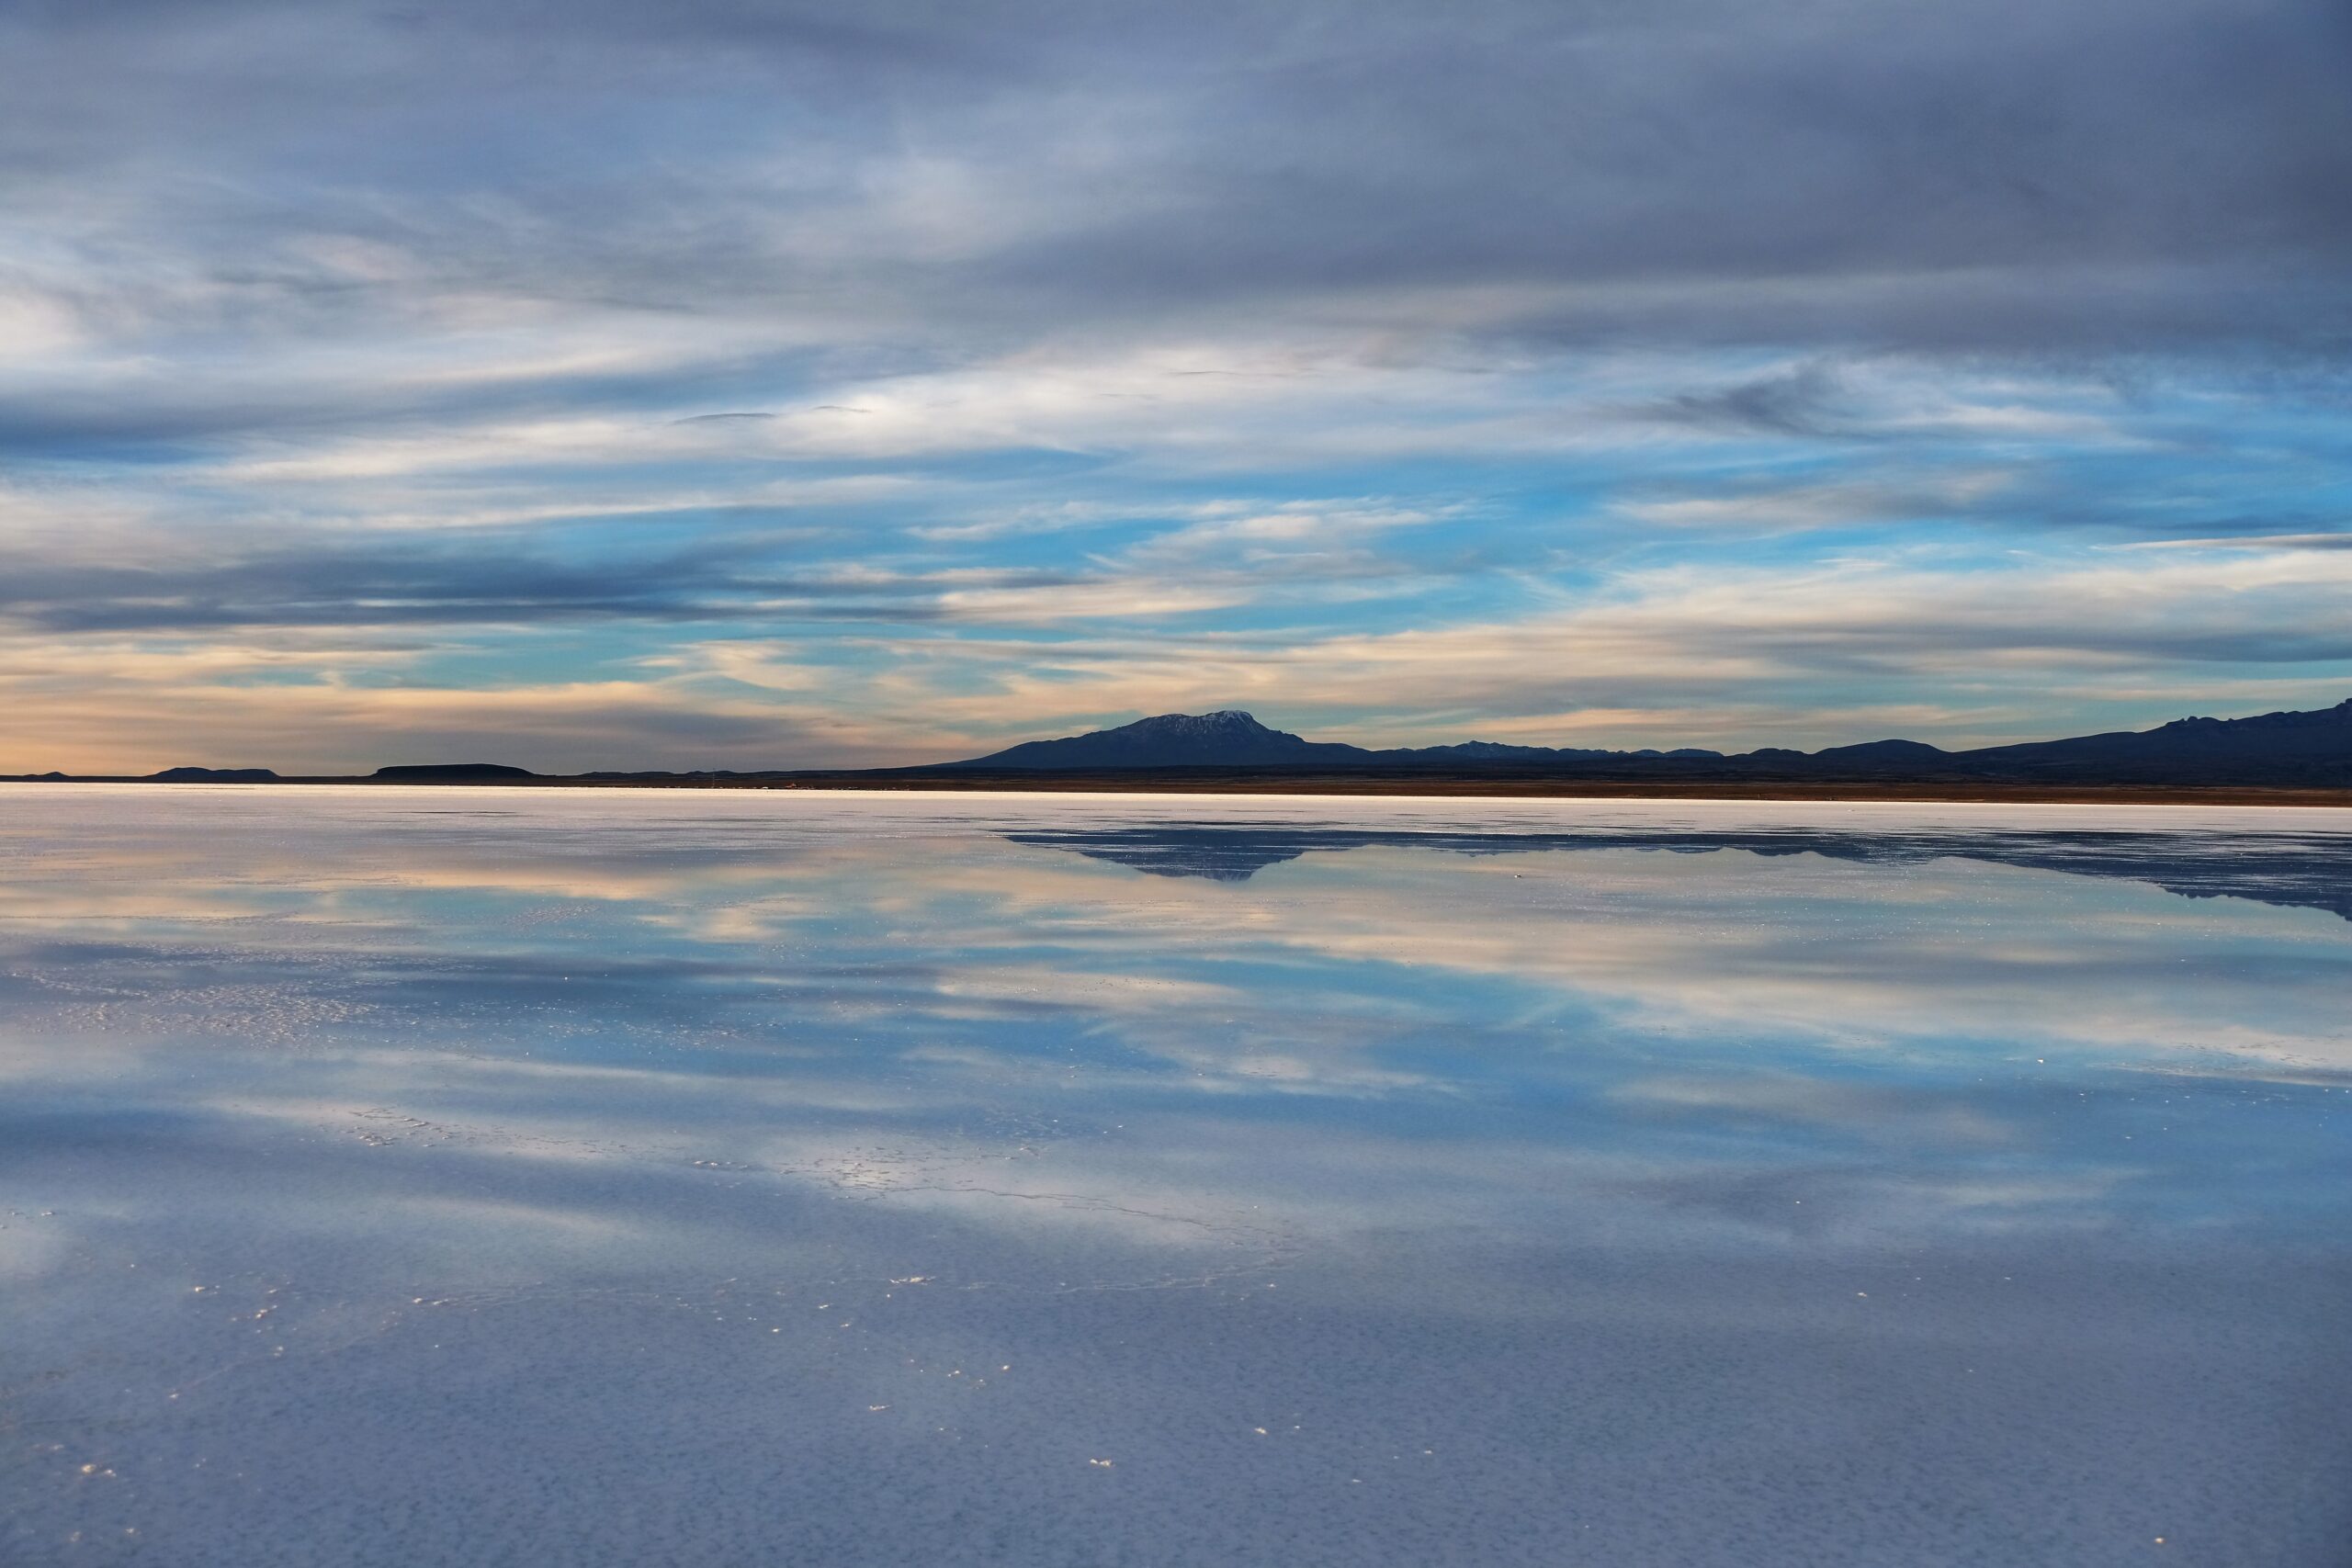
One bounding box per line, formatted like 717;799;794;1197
0;539;1149;634
6;1;2346;378
0;0;2348;762
1647;364;1854;438
2122;533;2352;552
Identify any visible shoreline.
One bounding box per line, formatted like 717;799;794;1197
9;774;2352;808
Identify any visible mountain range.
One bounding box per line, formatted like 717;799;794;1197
939;700;2352;786
14;697;2352;791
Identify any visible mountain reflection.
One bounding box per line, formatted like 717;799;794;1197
1007;824;2352;919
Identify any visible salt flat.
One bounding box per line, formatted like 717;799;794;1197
3;788;2348;1565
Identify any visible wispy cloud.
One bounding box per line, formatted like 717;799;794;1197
0;0;2346;767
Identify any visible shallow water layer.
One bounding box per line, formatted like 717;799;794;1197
3;787;2349;1567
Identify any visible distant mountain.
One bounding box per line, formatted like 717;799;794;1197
1741;701;2352;784
149;766;280;782
1958;701;2352;783
1805;739;1951;765
945;711;1368;770
369;763;536;782
941;699;2352;786
943;711;1723;771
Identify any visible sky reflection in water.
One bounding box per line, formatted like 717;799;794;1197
4;788;2350;1567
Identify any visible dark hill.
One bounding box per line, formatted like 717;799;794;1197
944;711;1371;770
944;712;1725;771
150;766;280;782
369;763;536;782
1954;699;2352;784
1808;739;1950;765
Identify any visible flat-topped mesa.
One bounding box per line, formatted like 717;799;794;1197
369;763;536;782
149;766;280;782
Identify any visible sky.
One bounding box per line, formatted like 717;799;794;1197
2;0;2349;773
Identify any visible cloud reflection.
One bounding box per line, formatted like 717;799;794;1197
3;791;2349;1563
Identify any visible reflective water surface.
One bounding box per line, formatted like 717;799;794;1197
4;787;2350;1567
